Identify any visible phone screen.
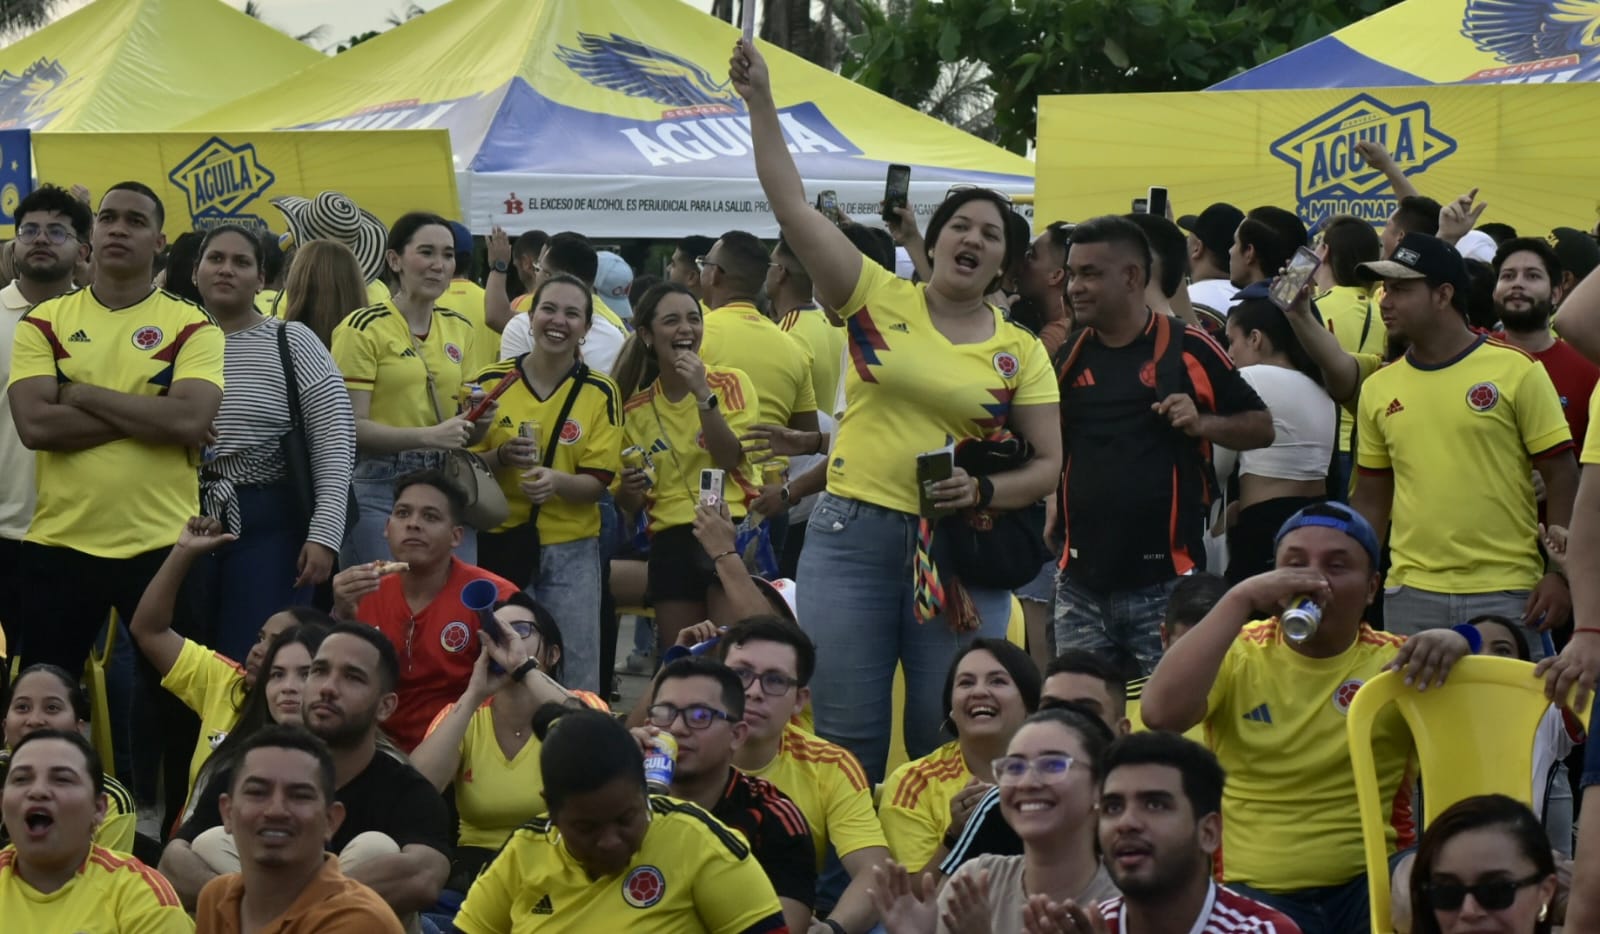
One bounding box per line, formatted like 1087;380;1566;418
1147;187;1168;218
882;164;911;222
916;450;954;518
1131;198;1148;214
816;190;839;224
1269;246;1323;309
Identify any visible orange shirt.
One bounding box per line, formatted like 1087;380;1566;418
196;854;404;933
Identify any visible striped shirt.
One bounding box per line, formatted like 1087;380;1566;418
203;318;355;550
713;768;816;909
1100;882;1302;933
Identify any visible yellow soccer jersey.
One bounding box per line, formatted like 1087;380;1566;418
1318;285;1384;452
255;289;283;318
829;261;1059;516
1357;336;1573;593
1204;619;1414;892
160;638;245;792
439;278;498;375
430;700;545;850
622;367;760;532
702;301;818;435
780;306;845;419
97;775;137;855
8;287;225;558
1585;387;1600;465
367;279;391;303
879;740;970;871
468;359;623;543
454;796;784;934
1126;676;1206;746
332;301;478;430
744;724;886;870
0;845;192;933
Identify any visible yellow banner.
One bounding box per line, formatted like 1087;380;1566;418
1036;84;1600;236
32;130;460;239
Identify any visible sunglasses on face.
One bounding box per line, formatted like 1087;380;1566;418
1423;872;1545;912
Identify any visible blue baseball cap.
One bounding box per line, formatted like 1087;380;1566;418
448;221;474;261
1274;502;1381;569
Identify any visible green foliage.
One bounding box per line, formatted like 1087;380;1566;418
840;0;1403;152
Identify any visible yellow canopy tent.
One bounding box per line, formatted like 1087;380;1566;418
180;0;1034;236
0;0;324;131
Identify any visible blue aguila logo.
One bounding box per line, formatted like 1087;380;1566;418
1461;0;1600;82
167;136;275;233
0;58;68;128
1269;94;1457;225
556;33;743;111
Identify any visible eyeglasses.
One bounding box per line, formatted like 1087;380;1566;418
509;622;535;639
1423;873;1546;912
991;754;1075;785
945;185;1014;207
730;666;799;698
15;223;75;245
694;256;720;272
646;703;734;731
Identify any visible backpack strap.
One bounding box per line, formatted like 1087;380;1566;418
1152;314;1220;510
1054;326;1094;385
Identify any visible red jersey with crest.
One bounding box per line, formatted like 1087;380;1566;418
356;557;517;750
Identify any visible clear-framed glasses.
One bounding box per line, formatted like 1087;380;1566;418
646;703;734;731
945;185;1014;207
992;753;1075;785
15;223;75;245
694;256;720;272
730;666;799;698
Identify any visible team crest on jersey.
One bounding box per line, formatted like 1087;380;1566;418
1138;360;1157;389
131;326;164;350
1466;381;1500;412
168;136;275;234
992;351;1019;379
622;865;666;908
440;620;472;653
1332;678;1364;714
559;418;582;444
444;343;463;364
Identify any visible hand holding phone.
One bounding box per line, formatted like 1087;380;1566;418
916;449;955;518
816;190;840;225
1269;246;1322;310
1147;187;1168;219
882;164;911;224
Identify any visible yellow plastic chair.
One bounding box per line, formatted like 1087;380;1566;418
1348;655;1591;934
84;612;119;780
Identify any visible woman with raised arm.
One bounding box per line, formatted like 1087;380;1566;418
729;39;1062;781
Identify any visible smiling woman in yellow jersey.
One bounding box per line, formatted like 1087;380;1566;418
0;731;191;934
455;707;786;934
613;282;761;651
332;212;495;569
468;275;623;693
731;39;1062;783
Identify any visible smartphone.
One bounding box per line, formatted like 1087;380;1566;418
1269;246;1323;310
699;468;726;508
1147;186;1168;219
882;164;911;223
1131;197;1148;214
741;0;755;40
915;449;955;519
816;189;840;225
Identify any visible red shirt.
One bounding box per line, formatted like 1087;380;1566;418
355;558;517;750
1531;339;1598;448
1100;882;1301;932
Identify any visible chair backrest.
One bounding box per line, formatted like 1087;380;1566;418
1347;655;1591;934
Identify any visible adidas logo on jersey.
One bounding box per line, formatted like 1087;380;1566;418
400;348;418;358
889;322;910;333
1385;399;1404;416
498;415;514;427
1072;369;1096;388
532;894;554;915
1242;703;1272;724
67;329;90;343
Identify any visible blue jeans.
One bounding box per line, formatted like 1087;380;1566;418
1052;573;1180;676
1230;874;1373;934
530;537;603;692
343;451;476;568
194;484;314;664
797;493;1012;783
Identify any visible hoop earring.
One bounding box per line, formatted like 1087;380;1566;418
579;337;587;346
1539;903;1549;922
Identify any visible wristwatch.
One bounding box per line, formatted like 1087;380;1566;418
491;259;509;274
511;656;541;680
697;393;718;412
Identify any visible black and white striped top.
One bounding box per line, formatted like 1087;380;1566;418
202;318;356;550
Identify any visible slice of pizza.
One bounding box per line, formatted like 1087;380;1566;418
373;560;410;576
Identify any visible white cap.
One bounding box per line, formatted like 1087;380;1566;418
594;251;634;321
753;577;799;623
1457;229;1496;263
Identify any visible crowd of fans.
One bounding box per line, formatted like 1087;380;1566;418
2;36;1600;934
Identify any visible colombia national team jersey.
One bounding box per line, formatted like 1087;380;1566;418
0;845;191;933
701;301;817;435
8;286;224;558
468;358;623;541
437;278;499;376
1357;335;1572;593
331;300;478;430
622;366;760;531
455;796;785;934
829;261;1058;516
878;740;971;871
1204;619;1414;892
742;723;885;870
779;307;845;420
